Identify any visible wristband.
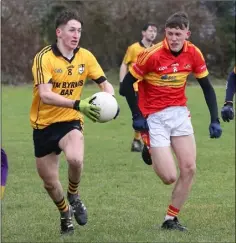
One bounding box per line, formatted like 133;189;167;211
224;101;233;106
73;100;80;110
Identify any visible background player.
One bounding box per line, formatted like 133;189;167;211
119;23;157;152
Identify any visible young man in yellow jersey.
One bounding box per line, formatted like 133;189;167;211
30;9;117;235
119;23;157;152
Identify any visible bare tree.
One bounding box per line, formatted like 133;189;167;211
1;0;234;84
1;0;62;84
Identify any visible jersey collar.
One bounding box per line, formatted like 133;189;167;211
51;43;80;63
139;40;145;47
139;40;153;48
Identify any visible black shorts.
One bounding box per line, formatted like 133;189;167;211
33;120;83;158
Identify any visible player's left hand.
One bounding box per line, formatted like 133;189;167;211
221;102;234;122
209;119;222;138
74;96;101;122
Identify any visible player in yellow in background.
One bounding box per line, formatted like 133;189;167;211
30;9;117;235
119;23;157;152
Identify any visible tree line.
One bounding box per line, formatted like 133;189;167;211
1;0;235;84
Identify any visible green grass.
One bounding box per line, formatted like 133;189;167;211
1;84;235;243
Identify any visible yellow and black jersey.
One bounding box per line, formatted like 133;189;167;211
122;41;153;91
30;44;106;129
122;41;148;71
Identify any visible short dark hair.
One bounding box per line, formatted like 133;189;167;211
142;22;157;31
55;9;83;29
165;11;189;30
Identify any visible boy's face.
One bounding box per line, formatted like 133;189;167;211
142;26;157;42
165;26;190;52
56;19;82;50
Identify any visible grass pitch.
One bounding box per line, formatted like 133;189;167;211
1;84;235;242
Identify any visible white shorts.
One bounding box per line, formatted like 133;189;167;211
147;106;194;147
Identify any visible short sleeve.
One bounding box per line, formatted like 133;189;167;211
86;51;105;80
32;52;52;86
129;50;153;80
122;46;133;65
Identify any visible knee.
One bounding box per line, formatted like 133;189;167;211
44;181;58;191
161;174;177;185
180;162;196;177
152;164;177;185
67;154;83;168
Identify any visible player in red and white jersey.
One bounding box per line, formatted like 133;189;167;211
120;11;222;231
131;38;208;115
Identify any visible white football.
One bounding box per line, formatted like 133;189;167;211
91;92;119;123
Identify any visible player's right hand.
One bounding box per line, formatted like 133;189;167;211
209;119;222;138
73;97;101;122
221;102;234;122
132;113;149;131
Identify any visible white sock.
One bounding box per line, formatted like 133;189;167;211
164;215;175;221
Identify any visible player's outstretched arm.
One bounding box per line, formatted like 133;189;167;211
121;72;139;115
221;71;235;122
121;72;148;131
197;76;222;138
97;80;115;96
